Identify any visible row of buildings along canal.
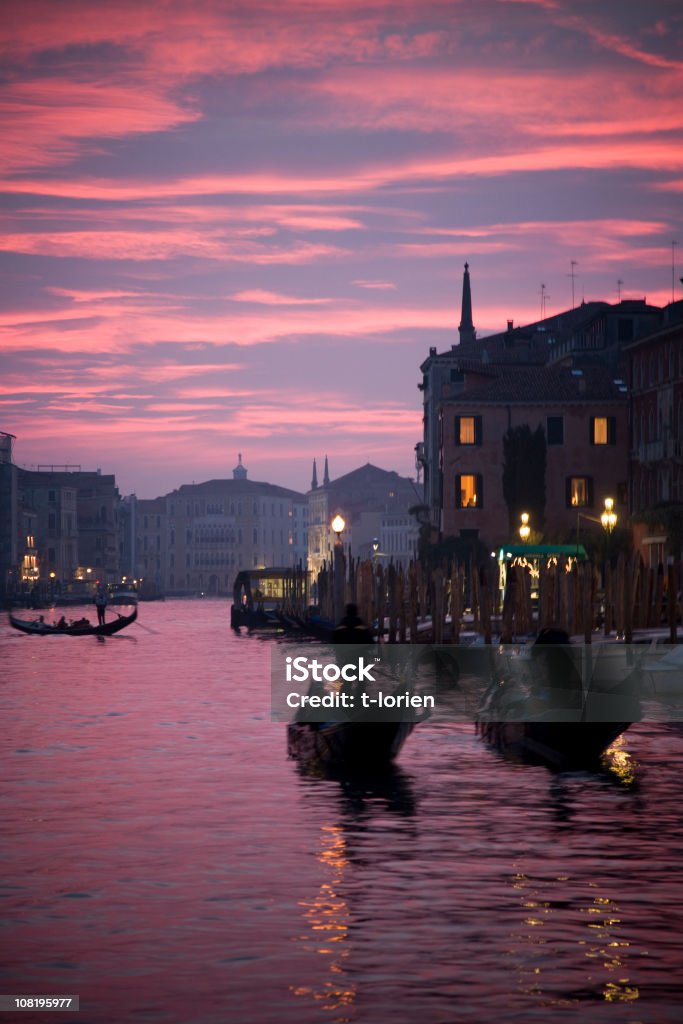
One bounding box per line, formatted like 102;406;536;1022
1;263;683;603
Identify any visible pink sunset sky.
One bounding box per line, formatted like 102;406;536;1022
1;0;682;498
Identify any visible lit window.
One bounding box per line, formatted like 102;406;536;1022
456;415;481;445
593;417;608;444
460;417;475;444
457;474;481;508
590;416;615;445
568;477;593;508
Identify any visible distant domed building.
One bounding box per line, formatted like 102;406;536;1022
129;455;307;597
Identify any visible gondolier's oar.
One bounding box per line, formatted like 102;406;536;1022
133;619;160;635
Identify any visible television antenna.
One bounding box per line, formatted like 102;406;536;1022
568;260;578;308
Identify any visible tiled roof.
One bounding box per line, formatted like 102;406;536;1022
446;364;628;405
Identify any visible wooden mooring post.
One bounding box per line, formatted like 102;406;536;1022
309;551;671;645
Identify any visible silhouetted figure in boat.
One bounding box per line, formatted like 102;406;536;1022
531;627;583;713
334;603;374;645
334;604;375;716
94;587;107;625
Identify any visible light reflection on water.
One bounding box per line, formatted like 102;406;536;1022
1;600;682;1024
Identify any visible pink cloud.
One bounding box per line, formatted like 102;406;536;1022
353;279;397;290
652;178;683;192
0;228;347;264
0;1;456;82
229;290;333;306
311;61;683;138
400;218;672;263
0;80;199;173
554;12;683;71
3;127;681;207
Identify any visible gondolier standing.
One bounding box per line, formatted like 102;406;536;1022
94;586;107;625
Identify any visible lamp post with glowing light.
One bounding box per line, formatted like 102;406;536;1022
576;497;618;554
599;498;618;635
331;514;346;623
600;497;617;534
519;512;530;543
600;496;618;585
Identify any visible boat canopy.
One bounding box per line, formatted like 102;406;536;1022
233;567;310;608
498;544;588;561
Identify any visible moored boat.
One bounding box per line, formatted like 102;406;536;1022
477;628;639;770
231;566;310;631
476;717;630;770
107;582;138;605
287;720;415;769
9;607;138;637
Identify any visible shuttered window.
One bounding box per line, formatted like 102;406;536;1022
455;415;482;445
590;416;616;445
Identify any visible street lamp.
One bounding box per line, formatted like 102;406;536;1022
331;514;346;539
600;497;617;533
331;514;346;622
519;512;530;543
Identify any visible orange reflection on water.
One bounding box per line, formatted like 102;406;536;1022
291;823;356;1015
582;885;640;1004
602;733;638;786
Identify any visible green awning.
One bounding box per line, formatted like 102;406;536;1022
499;544;587;560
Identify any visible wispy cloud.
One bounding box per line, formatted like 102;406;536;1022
228;290;334;306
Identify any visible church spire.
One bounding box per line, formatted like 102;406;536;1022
458;261;476;345
323;456;330;487
311;458;318;490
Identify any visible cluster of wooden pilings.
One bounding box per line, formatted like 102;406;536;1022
314;554;681;643
276;568;309;618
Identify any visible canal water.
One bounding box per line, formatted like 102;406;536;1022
2;600;682;1024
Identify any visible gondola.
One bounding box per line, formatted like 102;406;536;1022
9;606;138;637
287;720;415;770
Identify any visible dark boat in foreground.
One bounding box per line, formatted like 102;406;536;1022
476;628;639;770
9;607;138;637
476;717;630;770
287;720;415;769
